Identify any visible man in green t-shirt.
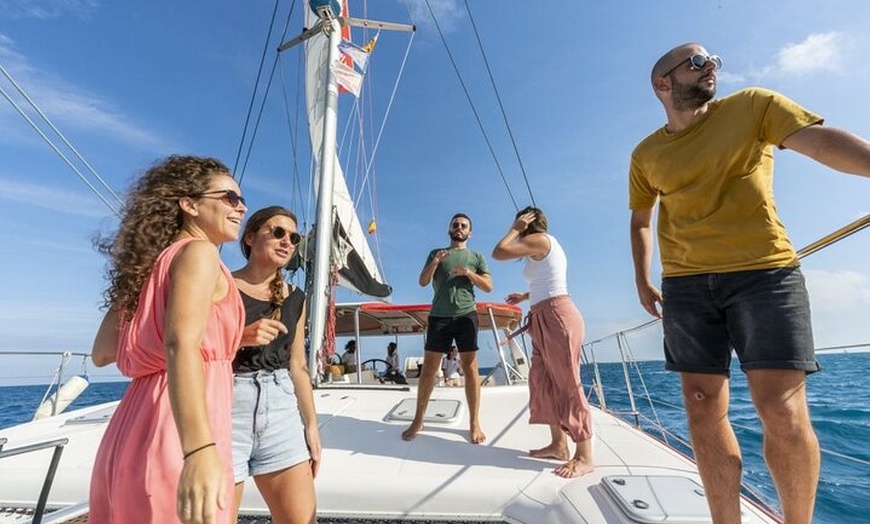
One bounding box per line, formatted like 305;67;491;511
401;213;493;444
629;42;870;524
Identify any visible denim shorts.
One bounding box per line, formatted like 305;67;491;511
232;368;310;482
661;267;820;376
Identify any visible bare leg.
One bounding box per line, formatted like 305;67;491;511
401;350;444;441
748;370;819;524
529;424;569;460
681;373;742;524
460;351;486;443
554;438;594;478
254;461;316;524
231;482;245;523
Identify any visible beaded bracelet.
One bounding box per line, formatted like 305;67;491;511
183;442;216;461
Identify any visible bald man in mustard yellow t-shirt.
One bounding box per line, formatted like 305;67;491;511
629;42;870;524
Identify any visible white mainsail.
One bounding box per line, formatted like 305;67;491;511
303;2;391;299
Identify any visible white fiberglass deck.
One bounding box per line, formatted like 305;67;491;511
0;384;780;523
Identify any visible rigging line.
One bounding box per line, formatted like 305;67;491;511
237;52;282;187
641;396;870;467
237;1;300;186
461;0;535;207
423;0;519;209
583;318;660;347
0;82;122;218
360;30;416;199
0;63;124;209
621;336;669;444
278;50;309;224
233;0;286;177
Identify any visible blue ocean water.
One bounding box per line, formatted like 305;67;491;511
0;352;867;523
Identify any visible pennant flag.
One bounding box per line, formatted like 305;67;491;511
367;219;377;235
338;39;370;71
332;59;362;97
361;33;379;54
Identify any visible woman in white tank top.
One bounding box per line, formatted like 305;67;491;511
492;206;594;478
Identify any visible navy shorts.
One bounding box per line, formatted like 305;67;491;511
425;312;479;353
661;267;819;376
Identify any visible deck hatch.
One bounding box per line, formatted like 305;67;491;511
601;475;716;523
385;398;462;424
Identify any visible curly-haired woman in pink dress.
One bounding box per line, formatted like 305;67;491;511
90;155;247;523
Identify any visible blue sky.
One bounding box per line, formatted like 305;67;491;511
1;0;868;384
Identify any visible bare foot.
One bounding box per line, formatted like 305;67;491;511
553;458;594;478
469;425;486;444
402;422;424;441
529;444;569;461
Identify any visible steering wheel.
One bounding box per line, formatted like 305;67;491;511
360;358;394;375
360;358;406;384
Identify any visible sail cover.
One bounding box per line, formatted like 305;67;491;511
305;2;392;298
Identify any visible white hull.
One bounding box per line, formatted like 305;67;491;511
0;383;780;523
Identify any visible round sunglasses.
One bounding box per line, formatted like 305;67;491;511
662;54;722;77
269;225;302;246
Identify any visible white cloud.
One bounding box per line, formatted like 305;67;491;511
0;34;169;150
2;179;117;218
804;269;870;348
727;32;847;84
400;0;463;32
0;0;98;20
715;71;746;85
776;32;842;76
804;269;870;312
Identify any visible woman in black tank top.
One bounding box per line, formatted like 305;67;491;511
230;206;320;523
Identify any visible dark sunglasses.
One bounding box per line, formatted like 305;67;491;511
269;225;302;246
194;189;246;208
450;222;469;230
662;54;722;77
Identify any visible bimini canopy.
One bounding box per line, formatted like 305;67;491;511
334;302;523;337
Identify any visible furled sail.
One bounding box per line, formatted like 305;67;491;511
304;2;391;298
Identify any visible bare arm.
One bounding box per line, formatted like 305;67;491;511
456;268;493;293
418;250;448;287
492;212;548;261
287;302;321;478
782;125;870;177
505;292;529;305
492;231;549;261
165;240;228;523
92;308;121;367
630;208;663;319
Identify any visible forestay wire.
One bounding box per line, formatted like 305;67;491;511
422;0;521;210
462;0;536;208
0;63;123;218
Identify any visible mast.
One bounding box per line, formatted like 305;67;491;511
307;15;342;383
278;1;414;384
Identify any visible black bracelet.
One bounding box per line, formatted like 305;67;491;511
183;442;216;460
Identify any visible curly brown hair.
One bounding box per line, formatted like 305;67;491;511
97;155;231;317
240;206;298;308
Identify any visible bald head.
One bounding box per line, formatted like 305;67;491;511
651;42;707;85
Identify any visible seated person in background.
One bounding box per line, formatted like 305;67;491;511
441;346;464;386
341;339;358;373
386;341;400;372
384;342;408;384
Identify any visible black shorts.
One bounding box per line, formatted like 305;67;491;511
425;312;479;353
662;267;819;376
